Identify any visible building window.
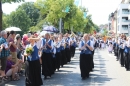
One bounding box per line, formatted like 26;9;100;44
122;25;128;30
122;9;129;14
122;17;128;22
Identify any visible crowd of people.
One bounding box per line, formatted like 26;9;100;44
1;29;129;86
0;30;81;85
106;34;130;71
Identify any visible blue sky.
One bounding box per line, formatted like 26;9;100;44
2;0;121;25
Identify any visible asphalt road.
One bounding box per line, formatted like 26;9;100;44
3;48;130;86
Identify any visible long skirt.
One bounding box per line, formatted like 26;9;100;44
91;50;94;70
125;52;130;70
61;50;67;65
42;52;53;77
55;52;61;70
70;46;76;58
25;59;43;86
117;48;120;60
120;49;125;66
80;54;91;78
65;48;71;62
52;57;56;74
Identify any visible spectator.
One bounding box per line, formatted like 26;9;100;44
22;34;29;48
15;34;23;59
5;55;22;81
8;31;17;63
0;30;10;81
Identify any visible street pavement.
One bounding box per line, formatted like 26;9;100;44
3;48;130;86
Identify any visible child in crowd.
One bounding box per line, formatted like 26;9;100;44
108;42;113;53
101;40;105;49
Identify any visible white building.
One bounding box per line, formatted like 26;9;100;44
117;3;129;35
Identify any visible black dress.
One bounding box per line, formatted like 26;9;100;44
25;45;43;86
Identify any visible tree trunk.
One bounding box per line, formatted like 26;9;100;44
0;1;2;31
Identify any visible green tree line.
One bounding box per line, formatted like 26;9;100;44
2;0;99;34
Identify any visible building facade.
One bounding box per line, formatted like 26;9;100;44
117;4;129;35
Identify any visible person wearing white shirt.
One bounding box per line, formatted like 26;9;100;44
59;34;67;66
124;37;130;70
119;38;126;67
54;37;61;71
79;34;93;80
41;33;54;79
24;35;43;86
70;36;77;58
90;36;95;70
65;33;71;63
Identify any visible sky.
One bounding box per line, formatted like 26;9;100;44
2;0;122;25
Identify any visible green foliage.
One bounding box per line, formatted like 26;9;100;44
2;0;97;34
2;0;24;3
83;15;95;33
6;9;31;34
101;28;108;36
29;26;39;32
17;2;40;26
2;14;9;29
35;0;70;27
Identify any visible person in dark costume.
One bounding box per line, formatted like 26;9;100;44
65;33;71;63
79;34;93;80
59;34;67;66
70;36;76;58
54;37;61;71
124;37;130;71
41;33;54;79
24;35;43;86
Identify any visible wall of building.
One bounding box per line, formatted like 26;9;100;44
117;4;129;34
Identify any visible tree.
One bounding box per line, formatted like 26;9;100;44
0;0;24;31
7;9;31;34
17;2;40;26
35;0;73;27
2;13;9;29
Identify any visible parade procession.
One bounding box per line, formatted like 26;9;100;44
1;28;130;86
23;32;96;85
0;28;98;86
2;0;130;86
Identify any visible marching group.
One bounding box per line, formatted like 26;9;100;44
0;30;82;86
3;30;129;86
106;34;130;71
